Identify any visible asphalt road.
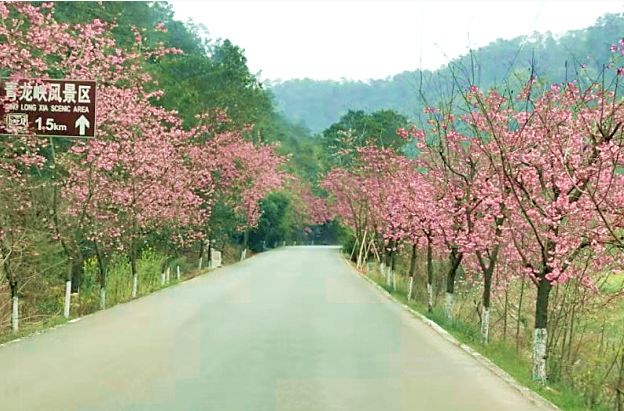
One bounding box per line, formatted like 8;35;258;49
0;246;546;411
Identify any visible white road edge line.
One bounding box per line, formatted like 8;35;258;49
341;256;560;411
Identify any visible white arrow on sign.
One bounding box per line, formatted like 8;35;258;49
75;115;90;136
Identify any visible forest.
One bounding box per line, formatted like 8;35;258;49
270;12;624;133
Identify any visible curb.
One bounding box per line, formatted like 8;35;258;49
342;257;560;411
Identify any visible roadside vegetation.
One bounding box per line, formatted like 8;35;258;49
322;43;624;410
0;2;330;339
354;259;619;411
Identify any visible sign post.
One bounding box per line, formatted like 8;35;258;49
0;78;96;138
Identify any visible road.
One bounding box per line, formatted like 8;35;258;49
0;246;546;411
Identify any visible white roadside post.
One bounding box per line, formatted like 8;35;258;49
166;267;170;284
176;265;181;280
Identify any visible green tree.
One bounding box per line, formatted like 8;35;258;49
321;109;409;167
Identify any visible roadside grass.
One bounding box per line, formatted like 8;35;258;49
0;242;252;345
0;316;68;345
357;263;608;411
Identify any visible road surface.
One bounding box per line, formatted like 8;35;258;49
0;246;546;411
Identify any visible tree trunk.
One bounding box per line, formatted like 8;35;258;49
100;287;106;310
94;241;107;310
207;239;212;268
10;281;18;333
445;247;463;320
427;238;434;313
241;230;249;261
63;279;72;319
481;270;493;343
357;230;368;269
503;288;508;341
407;244;417;301
70;251;84;292
350;237;359;262
516;274;526;352
130;247;138;298
391;245;397;290
198;239;204;269
481;306;490;344
65;248;86;317
385;241;393;288
62;256;73;319
533;275;552;383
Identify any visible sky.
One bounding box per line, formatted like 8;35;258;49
171;0;624;82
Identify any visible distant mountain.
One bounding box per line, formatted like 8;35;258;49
268;13;624;133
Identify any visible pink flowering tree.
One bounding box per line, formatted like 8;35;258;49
0;2;110;324
286;179;332;230
0;133;47;332
382;135;438;305
407;102;513;340
464;76;624;381
323;145;420;285
408;112;480;321
186;114;287;263
322;167;372;262
2;3;205;307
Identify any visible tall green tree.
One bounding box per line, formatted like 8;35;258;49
321;109;409;167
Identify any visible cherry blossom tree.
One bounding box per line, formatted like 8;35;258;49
0;2;104;323
463;77;624;381
187;118;287;262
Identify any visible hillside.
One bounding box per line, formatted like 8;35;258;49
269;12;624;133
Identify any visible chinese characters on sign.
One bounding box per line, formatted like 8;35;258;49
0;78;96;138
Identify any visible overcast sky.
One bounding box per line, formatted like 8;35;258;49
170;0;624;81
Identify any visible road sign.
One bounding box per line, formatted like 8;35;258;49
0;78;96;138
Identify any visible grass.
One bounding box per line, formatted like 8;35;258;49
0;315;68;345
0;242;252;345
358;263;608;411
0;250;214;346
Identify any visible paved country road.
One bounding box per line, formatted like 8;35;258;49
0;246;546;411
